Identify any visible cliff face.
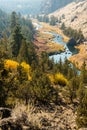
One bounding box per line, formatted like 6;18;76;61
40;0;74;14
50;0;87;38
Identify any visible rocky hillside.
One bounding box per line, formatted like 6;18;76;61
50;0;87;38
40;0;74;14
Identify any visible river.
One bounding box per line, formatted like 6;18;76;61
43;31;78;62
33;22;78;63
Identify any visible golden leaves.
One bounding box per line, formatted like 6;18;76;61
48;73;68;86
4;60;31;80
4;60;19;70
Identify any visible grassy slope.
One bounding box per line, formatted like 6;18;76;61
69;44;87;69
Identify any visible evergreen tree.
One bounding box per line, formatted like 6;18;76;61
17;39;29;63
64;77;79;103
17;65;28;84
76;82;87;128
62;25;84;44
63;57;70;75
11;24;23;57
31;68;58;104
80;61;87;84
16;80;32;105
43;15;49;23
0;61;18;107
10;11;18;32
58;58;63;73
27;42;38;65
61;23;65;30
50;16;57;26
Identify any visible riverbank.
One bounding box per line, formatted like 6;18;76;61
39;22;69;43
69;44;87;69
33;20;69;56
33;19;85;67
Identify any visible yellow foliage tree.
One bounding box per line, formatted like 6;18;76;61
48;73;68;86
54;73;68;86
21;62;31;80
4;59;19;70
4;60;31;80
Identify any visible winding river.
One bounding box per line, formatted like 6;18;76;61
33;22;78;62
42;30;79;63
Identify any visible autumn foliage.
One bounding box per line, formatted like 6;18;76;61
4;60;31;80
21;62;31;80
48;73;68;86
4;60;19;70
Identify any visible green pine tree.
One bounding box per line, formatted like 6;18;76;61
76;82;87;128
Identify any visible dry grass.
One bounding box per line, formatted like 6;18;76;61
47;42;64;53
32;18;69;43
69;44;87;69
11;102;77;130
40;32;53;39
34;38;64;55
11;103;55;129
11;103;42;129
39;22;69;43
33;22;65;55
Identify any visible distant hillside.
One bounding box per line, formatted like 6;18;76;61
50;0;87;38
0;0;42;15
40;0;74;14
0;9;8;35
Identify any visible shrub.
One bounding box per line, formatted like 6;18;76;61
54;73;68;86
4;59;19;70
48;73;68;86
21;62;31;80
